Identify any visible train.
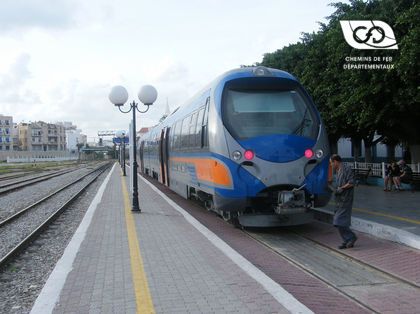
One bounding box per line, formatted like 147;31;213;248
138;66;331;227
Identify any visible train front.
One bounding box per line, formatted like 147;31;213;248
215;67;331;227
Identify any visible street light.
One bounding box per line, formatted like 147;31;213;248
115;130;127;176
109;85;158;212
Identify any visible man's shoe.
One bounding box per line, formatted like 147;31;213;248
347;237;358;248
338;243;347;249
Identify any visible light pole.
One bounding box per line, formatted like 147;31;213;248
109;85;158;212
115;130;127;176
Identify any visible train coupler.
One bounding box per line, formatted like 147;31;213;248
274;189;307;214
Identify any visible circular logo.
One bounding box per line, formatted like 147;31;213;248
353;26;386;44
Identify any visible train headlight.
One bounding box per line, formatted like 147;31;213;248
315;149;324;159
304;149;314;159
253;66;272;77
244;150;255;160
232;151;242;160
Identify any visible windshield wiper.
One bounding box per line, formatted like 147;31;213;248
293;108;310;136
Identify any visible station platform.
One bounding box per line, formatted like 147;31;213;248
30;163;420;314
30;163;301;314
314;183;420;249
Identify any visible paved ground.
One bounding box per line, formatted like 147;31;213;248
32;164;420;314
312;183;420;253
142;176;371;313
40;164;291;314
324;184;420;234
294;222;420;314
141;174;420;314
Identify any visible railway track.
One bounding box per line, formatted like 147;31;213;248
0;162;111;269
0;165;88;195
245;229;420;314
0;172;28;182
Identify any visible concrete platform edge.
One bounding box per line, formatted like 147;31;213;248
30;163;116;314
314;207;420;250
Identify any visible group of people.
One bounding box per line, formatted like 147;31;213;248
383;160;413;191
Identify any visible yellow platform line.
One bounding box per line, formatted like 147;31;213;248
121;175;155;314
353;207;420;225
330;201;420;225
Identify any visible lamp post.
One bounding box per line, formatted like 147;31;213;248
109;85;158;212
115;130;127;176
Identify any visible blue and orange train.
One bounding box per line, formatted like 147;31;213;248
139;66;331;227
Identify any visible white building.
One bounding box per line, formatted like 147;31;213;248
66;129;80;152
337;137;404;161
0;114;13;151
57;122;87;152
12;124;19;151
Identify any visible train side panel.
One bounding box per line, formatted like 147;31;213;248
139;66;331;227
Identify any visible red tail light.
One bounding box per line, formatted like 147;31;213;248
244;150;254;160
304;149;314;159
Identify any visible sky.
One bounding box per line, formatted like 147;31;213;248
0;0;340;141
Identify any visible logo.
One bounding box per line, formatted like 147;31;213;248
340;20;398;49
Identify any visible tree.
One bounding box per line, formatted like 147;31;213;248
259;0;419;162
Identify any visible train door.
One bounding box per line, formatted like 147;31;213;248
162;127;170;186
159;129;166;184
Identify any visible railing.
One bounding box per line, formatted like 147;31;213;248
344;161;420;178
410;163;420;173
0;151;78;162
6;156;78;163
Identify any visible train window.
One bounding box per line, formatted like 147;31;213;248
195;107;205;147
189;112;198;147
181;116;190;148
202;102;209;147
168;125;174;148
223;89;318;140
173;121;182;149
170;122;176;148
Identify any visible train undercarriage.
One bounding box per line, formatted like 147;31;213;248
188;185;315;228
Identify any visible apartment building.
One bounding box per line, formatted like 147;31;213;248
0;114;13;151
18;121;66;151
12;124;19;151
57;122;87;152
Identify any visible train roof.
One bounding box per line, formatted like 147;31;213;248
214;66;297;83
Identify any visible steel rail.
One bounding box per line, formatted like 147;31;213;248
0;163;108;228
0;173;28;182
0;162;111;269
296;232;420;290
245;230;380;314
0;166;86;195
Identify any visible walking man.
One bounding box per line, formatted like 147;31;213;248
330;154;358;249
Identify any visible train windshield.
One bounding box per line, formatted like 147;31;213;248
222;88;319;140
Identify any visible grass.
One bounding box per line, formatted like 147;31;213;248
0;161;79;175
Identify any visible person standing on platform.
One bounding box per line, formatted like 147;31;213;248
330;154;358;249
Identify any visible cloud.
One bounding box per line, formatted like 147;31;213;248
0;53;41;108
0;0;80;32
48;80;117;135
0;0;114;34
155;62;190;83
43;80;161;139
